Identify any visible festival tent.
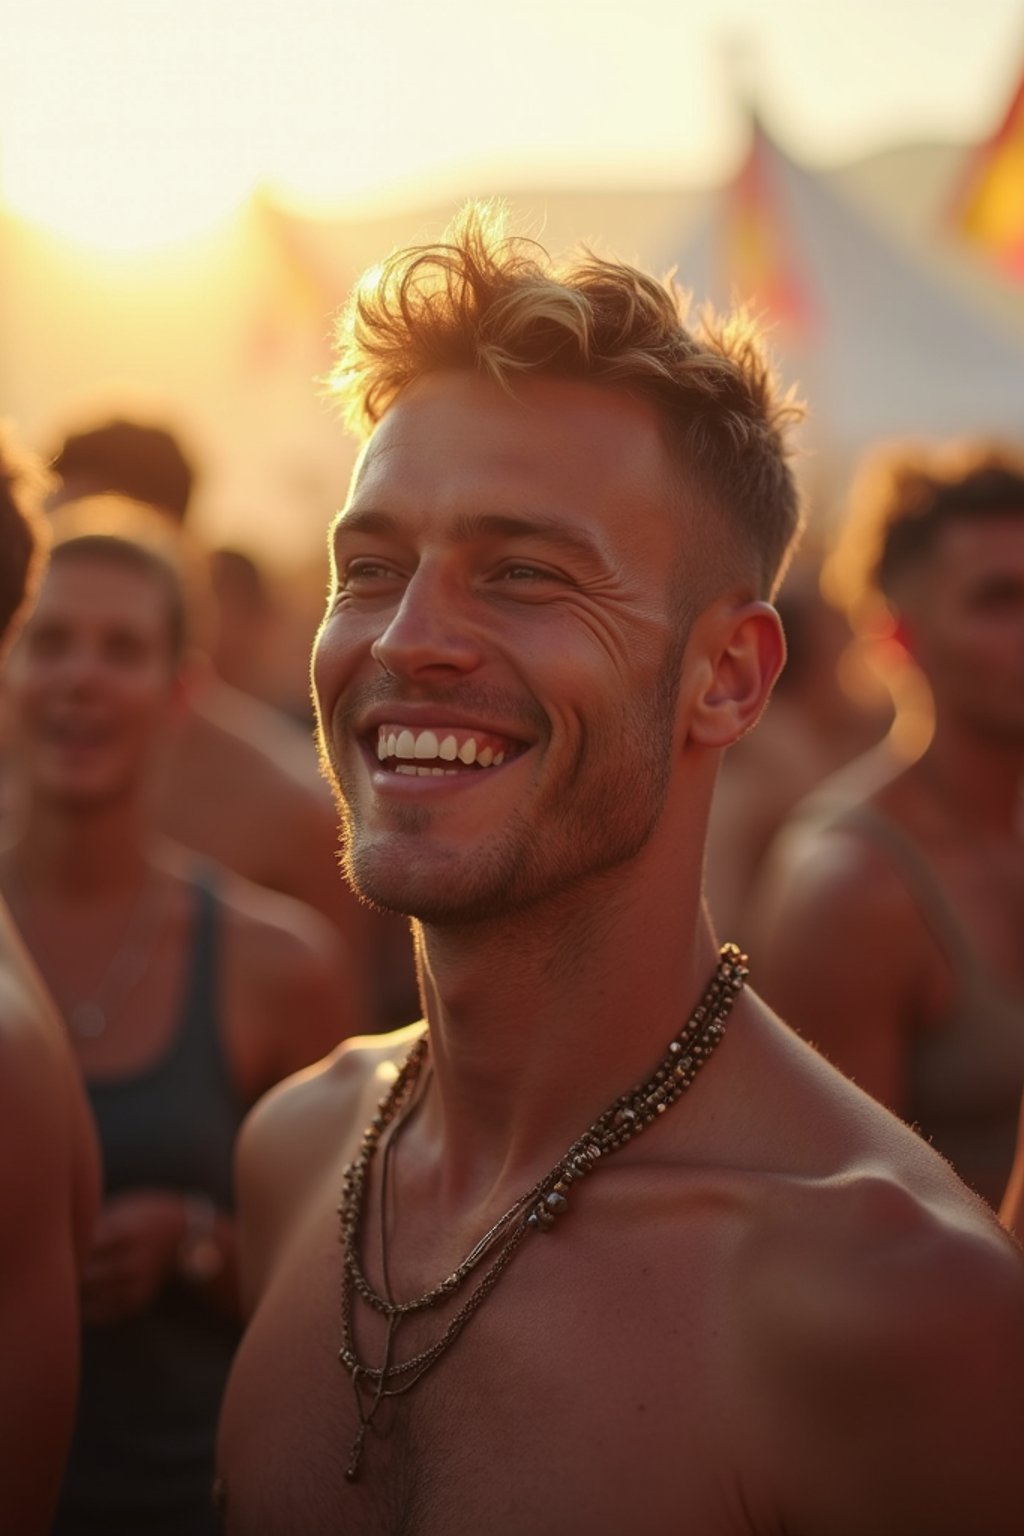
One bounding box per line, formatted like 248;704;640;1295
667;115;1024;471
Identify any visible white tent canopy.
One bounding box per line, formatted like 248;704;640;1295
669;119;1024;464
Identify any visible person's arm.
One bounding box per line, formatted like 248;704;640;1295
0;1030;99;1536
754;831;930;1112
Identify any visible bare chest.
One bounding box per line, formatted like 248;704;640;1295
218;1188;762;1536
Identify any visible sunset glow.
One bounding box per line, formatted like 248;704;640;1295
4;0;1024;253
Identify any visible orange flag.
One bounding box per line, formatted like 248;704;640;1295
720;117;813;334
951;67;1024;278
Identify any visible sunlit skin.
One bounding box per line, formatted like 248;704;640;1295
313;371;698;930
756;512;1024;1204
218;371;1024;1536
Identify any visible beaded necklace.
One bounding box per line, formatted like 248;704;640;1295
337;941;748;1482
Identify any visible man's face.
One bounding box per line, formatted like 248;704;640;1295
4;555;179;809
898;514;1024;746
313;370;697;924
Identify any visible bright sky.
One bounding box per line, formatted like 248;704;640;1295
1;0;1022;250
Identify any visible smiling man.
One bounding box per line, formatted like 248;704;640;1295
217;209;1024;1535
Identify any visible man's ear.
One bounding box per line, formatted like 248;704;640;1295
686;601;786;749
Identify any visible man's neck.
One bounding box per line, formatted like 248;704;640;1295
6;797;153;901
408;865;720;1207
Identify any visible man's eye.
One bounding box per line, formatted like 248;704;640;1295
341;560;400;586
496;563;559;583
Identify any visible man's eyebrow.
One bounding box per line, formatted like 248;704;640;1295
331;507;398;542
333;507;605;563
453;511;605;562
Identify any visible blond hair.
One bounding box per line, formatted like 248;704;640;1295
329;204;803;596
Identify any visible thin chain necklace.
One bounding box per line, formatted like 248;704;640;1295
337;941;748;1482
9;866;166;1039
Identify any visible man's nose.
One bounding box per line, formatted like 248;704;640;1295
371;563;484;680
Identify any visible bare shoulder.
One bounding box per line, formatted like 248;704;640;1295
240;1026;422;1163
724;1013;1024;1533
186;856;368;1081
750;1171;1024;1531
763;807;917;930
754;796;936;1040
235;1026;424;1309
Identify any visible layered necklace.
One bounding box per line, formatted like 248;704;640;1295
337;941;748;1482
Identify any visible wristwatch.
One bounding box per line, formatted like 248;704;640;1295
177;1195;223;1284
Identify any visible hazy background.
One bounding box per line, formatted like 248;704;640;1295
2;0;1023;574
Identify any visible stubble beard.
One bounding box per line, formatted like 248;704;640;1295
319;637;687;928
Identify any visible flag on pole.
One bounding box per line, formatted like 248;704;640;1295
950;66;1024;279
719;115;814;335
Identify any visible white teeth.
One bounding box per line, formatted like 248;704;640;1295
376;726;513;770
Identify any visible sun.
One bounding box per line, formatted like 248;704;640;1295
0;0;261;254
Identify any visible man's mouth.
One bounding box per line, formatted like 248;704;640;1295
373;724;520;778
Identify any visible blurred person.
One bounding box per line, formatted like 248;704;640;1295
209;545;277;702
757;443;1024;1206
0;428;100;1536
0;501;353;1536
52;416;195;523
48;413;415;1029
215;211;1024;1535
705;546;892;943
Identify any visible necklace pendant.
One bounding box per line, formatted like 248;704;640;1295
345;1429;365;1483
70;1002;106;1039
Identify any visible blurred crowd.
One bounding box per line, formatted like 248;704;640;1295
0;399;1021;1532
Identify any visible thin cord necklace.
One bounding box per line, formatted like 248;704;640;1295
337;941;748;1482
9;867;166;1039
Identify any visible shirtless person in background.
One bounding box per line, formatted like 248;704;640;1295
1;500;353;1534
757;445;1024;1207
51;415;413;1030
217;210;1024;1534
0;428;100;1536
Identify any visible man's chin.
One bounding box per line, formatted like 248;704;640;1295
340;843;512;927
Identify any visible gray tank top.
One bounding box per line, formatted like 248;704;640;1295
842;805;1024;1207
54;871;244;1536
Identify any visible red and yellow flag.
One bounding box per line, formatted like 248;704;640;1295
720;117;812;335
951;67;1024;278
